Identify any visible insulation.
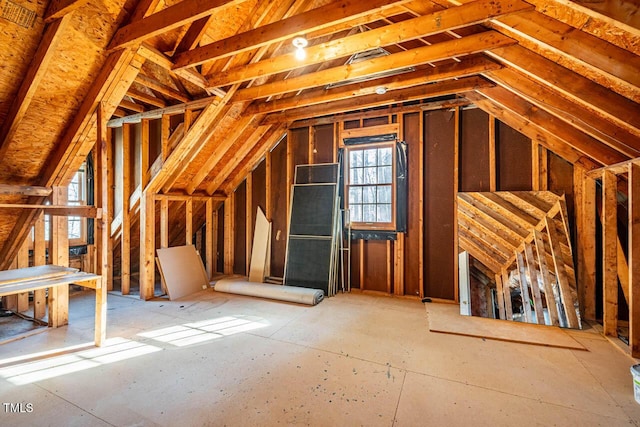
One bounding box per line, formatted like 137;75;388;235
214;278;324;306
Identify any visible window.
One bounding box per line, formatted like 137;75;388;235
38;164;87;245
346;143;395;230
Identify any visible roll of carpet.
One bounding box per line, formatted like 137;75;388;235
214;278;324;305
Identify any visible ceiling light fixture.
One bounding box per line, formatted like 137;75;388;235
375;86;388;95
292;36;308;61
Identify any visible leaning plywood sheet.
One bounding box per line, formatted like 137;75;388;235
156;245;209;300
249;207;271;283
426;302;585;350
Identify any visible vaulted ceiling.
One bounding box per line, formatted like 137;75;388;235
0;0;638;266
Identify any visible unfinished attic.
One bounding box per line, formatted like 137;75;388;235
0;0;640;424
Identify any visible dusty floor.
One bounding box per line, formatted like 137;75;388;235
0;289;639;426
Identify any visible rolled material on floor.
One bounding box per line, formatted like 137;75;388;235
214;278;324;305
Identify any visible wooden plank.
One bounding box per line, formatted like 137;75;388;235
394;232;405;296
494;273;506;320
16;239;30;313
245;174;252;276
160;199;169;249
205;198;214;278
135;74;191;103
45;0;88;22
602;170;618;336
630;163;640;357
0;15;71;159
0;204;101;217
156;245;209;300
501;268;513;320
580;172;597;319
545;216;580;328
235;32;512;101
516;251;533;322
524;243;545;324
109;0;249;50
533;228;559;326
33;212;46;319
139;192;155;300
185;199;193;245
488;115;496;191
49;186;69;328
453;106;460;302
0;184;52;197
0;273;100;297
224;195;234;275
173;0;414;69
121;123;131;295
141;120;150;188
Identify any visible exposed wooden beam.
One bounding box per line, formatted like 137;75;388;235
126;88;166;108
135;74;191;103
45;0;88;22
0;204;101;217
0;184;52;197
234;31;513;102
207;1;528;88
174;16;214;55
263;76;493;124
138;44;211;90
602;170;618;336
475;86;629;165
0;15;71;159
487;45;640;138
485;68;640;159
246;56;501;115
108;97;213;127
109;0;250;50
173;0;416;69
119;99;145;113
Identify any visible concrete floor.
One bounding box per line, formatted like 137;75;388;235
0;289;639;426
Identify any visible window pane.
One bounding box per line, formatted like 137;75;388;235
362;186;376;203
350;168;363;184
378;166;392;184
350;150;363;168
363;204;376;222
377;204;392;222
379;147;392;165
350;204;362;223
364;149;377;167
349;187;362;204
364;167;377;184
68;182;79;202
377;185;391;203
68;217;81;239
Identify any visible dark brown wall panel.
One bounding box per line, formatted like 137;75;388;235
290;127;309;176
363;116;389;127
424;110;456;300
460;108;490;192
548;151;575;236
496;121;532;190
270;139;288;277
149;119;162;161
312;124;334;164
233;181;247;275
217;204;224;273
251;159;267;226
403;112;421;297
363;240;388;292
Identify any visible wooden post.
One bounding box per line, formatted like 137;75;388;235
524;243;545;324
516;251;533;322
121;123;131;295
394;232;405;296
488;115;496;191
539;147;548;191
453;107;459;302
33;212;46;319
629;162;640;357
141;119;150;188
602;170;618;336
533;229;560;326
501;268;513;320
161;114;170;161
246;173;253;276
50;186;69;327
97;102;111;317
139;191;155;300
185;198;193;245
546;216;580;328
224;195;234;275
16;239;29;312
160;198;169;249
418;113;424;298
387;240;392;294
494;273;506;320
575;166;597;319
206;198;214;278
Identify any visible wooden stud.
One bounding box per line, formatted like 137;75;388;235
359;240;365;290
139;192;155;300
161;115;170;162
494;273;506;320
501;268;513;320
417;114;424;299
533;228;560;326
629;162;640;357
206;198;214;279
49;186;69;327
386;240;392;294
141;119;150;188
453;107;460;302
16;239;29;312
394;232;405;296
33;212;46;319
516;251;533;322
602;170;618;336
160;198;169;249
121;124;131;295
488;115;496;192
224;195;234;275
246;174;253;276
524;243;545;324
185;198;193;245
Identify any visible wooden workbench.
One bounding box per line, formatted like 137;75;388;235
0;265;105;346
